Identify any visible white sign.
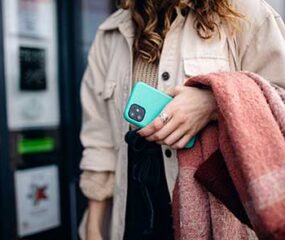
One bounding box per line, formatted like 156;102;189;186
2;0;60;130
14;165;61;237
18;0;55;38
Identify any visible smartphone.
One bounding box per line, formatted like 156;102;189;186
123;81;196;149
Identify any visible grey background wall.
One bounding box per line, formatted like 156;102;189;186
266;0;285;18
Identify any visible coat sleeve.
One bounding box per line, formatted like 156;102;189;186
80;171;115;201
240;9;285;88
79;30;118;173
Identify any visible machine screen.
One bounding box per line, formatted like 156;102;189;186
17;137;55;155
19;47;47;91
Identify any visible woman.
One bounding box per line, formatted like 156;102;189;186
79;0;285;239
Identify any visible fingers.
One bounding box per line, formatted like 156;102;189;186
137;117;165;137
156;140;164;145
138;85;197;147
164;86;184;97
162;126;189;146
171;132;193;149
138;102;174;137
146;116;181;142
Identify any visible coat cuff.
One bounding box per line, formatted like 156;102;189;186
80;148;118;172
80;170;115;201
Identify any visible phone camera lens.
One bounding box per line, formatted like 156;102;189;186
130;111;135;118
129;104;145;122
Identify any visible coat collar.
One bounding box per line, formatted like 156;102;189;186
99;9;134;37
98;2;194;36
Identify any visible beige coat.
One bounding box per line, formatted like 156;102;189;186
79;0;285;239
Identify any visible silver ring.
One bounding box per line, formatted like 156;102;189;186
159;112;169;124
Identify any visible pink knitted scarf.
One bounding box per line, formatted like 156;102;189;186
173;72;285;240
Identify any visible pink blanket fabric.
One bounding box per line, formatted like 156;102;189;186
173;72;285;240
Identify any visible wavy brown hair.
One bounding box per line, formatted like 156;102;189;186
120;0;242;63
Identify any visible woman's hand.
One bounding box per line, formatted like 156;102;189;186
138;86;217;149
86;199;110;240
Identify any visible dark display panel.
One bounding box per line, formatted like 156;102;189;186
19;47;47;91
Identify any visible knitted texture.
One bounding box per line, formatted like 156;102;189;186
133;57;158;88
173;72;285;240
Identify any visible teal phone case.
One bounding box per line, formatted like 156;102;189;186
123;81;196;149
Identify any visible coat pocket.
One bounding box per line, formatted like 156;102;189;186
103;80;122;115
102;80;121;150
103;81;117;100
183;57;231;79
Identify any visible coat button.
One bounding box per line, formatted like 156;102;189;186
162;72;170;81
165;149;172;158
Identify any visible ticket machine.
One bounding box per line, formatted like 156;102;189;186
0;0;114;239
0;0;66;239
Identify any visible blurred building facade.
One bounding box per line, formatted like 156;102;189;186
0;0;284;240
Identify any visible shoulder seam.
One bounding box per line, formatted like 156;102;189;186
242;13;276;59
